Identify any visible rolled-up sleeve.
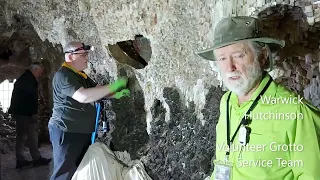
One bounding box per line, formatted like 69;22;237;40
87;76;98;87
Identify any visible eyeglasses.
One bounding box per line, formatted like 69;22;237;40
71;52;89;57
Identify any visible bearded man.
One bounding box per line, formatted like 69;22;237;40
196;16;320;179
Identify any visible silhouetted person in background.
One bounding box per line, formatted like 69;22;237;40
8;62;52;169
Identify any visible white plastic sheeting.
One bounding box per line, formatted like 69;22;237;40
72;142;153;180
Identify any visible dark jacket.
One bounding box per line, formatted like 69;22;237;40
8;69;38;116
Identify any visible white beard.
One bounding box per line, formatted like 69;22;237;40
220;60;263;96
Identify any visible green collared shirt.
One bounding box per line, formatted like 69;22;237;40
211;74;320;180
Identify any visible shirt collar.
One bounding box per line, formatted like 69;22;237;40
61;62;88;79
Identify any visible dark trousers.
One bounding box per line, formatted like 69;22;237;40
48;123;91;180
14;115;41;161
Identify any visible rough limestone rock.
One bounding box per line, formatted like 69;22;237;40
0;106;15;154
304;76;320;108
0;0;320;179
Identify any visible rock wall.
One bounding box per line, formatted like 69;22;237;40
256;4;320;107
1;0;320;179
145;86;223;180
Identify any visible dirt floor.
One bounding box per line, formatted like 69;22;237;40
1;143;53;180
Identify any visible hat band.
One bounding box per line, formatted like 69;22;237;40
214;29;260;46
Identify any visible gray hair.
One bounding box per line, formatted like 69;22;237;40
29;62;43;71
246;41;273;71
63;41;82;53
63;41;82;60
244;41;264;60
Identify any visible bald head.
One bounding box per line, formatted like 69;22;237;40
63;41;90;71
64;41;88;61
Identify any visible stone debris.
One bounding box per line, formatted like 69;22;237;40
0;105;16;154
0;95;51;154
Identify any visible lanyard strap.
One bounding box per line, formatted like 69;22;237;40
225;76;272;158
62;62;88;79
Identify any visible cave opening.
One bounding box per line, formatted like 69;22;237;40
0;79;15;112
0;13;64;155
0;49;13;60
107;35;152;69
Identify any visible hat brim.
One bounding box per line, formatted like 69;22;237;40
195;38;285;61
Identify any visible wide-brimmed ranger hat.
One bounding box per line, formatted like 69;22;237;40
195;16;285;61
